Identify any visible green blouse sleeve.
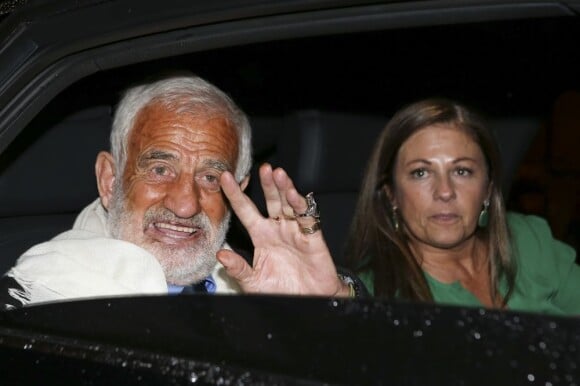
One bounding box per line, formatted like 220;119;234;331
358;270;375;296
508;213;580;315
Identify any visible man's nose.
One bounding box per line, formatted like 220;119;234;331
163;174;201;218
433;174;456;201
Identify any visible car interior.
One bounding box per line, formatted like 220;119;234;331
0;15;579;275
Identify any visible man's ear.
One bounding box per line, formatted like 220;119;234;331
95;151;116;210
239;175;250;192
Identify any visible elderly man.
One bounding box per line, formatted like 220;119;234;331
1;74;352;308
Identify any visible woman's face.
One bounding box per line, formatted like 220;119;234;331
389;124;491;251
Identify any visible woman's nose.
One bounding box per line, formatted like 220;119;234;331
433;175;456;201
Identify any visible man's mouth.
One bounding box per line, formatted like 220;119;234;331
151;222;200;241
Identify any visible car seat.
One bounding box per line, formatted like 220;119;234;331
0;105;112;274
272;110;387;266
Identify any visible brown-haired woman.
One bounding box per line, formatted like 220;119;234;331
345;98;579;315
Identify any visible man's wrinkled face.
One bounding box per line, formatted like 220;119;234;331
107;102;239;285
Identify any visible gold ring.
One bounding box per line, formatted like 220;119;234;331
300;222;321;235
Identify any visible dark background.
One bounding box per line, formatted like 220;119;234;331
47;16;580;251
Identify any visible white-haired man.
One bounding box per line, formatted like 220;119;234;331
1;74;354;308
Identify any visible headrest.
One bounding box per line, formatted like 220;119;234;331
277;110;387;193
489;116;542;197
0;106;112;217
276;111;542;199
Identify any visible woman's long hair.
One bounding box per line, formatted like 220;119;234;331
345;99;515;305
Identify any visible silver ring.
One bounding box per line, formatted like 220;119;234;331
294;192;320;220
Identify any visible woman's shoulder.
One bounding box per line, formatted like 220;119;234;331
506;211;576;266
506;212;557;246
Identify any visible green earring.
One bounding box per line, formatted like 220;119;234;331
478;200;490;228
392;206;400;231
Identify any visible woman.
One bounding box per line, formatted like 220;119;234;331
345;99;579;315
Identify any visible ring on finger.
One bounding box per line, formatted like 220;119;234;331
294;192;320;220
300;221;321;235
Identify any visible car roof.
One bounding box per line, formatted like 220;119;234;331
1;0;579;154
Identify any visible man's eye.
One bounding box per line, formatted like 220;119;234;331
196;173;221;192
153;166;168;175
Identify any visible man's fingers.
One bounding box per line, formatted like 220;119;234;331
216;249;254;288
220;171;263;230
271;167;301;218
259;163;283;216
272;168;308;215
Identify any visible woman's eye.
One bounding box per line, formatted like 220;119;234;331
411;168;427;178
455;168;472;176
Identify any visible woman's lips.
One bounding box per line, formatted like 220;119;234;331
430;213;460;223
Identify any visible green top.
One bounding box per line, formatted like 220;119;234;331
360;212;580;316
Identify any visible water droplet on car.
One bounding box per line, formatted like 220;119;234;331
538;341;546;350
189;372;198;383
527;373;535;382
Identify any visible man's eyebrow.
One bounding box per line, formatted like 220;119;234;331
138;150;176;167
202;159;232;172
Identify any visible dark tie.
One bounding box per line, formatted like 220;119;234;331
180;280;208;294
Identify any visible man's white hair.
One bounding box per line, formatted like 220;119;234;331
110;73;252;182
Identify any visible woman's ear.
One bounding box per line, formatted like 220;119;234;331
384;184;397;208
95;151;116;210
486;181;494;202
